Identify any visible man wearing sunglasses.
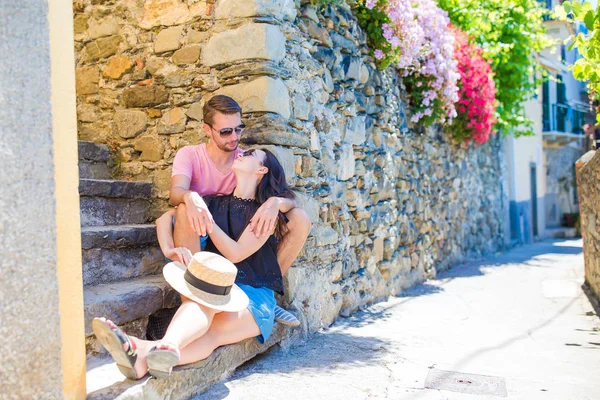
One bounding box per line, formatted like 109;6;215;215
168;95;311;327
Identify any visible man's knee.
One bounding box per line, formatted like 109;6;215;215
286;208;312;237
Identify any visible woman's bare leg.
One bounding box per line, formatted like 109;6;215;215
177;309;260;365
161;300;218;350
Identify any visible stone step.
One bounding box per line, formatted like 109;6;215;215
79;141;112;180
84;275;180;337
82;225;164;287
79;180;153;227
81;224;158;250
86;325;287;399
79;141;111;163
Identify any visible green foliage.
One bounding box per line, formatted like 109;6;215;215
556;1;600;124
354;2;396;69
311;0;343;8
437;0;552;137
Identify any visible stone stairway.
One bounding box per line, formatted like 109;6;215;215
79;141;175;356
80;141;290;399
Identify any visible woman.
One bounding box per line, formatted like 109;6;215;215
93;148;299;380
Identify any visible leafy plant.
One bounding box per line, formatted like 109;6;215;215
556;1;600;123
437;0;552;137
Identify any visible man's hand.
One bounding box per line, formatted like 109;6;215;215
165;247;193;266
184;192;214;236
249;197;280;237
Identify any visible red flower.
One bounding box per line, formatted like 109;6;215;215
449;26;497;145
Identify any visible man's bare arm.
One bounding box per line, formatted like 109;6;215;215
169;175;193;206
170;174;214;235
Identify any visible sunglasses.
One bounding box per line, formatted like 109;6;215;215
208;123;246;137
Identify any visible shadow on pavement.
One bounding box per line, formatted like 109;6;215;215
194;331;391;399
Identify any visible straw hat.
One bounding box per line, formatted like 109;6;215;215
163;252;249;312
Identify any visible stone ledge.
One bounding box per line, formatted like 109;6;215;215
80;197;150;227
214;77;291;119
79;141;111;162
82;246;164;287
87;324;287;399
202;23;285;67
84;275;179;335
79;179;153;199
81;224;158;250
215;0;297;21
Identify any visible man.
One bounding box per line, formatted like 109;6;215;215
169;95;311;326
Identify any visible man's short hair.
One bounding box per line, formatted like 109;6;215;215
203;95;242;126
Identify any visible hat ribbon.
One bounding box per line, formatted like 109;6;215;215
184;270;232;296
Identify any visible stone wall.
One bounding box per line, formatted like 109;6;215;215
544;144;583;228
74;0;506;331
577;150;600;301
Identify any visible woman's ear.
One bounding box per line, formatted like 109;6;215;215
257;166;269;176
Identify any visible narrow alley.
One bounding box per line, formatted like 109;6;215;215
197;239;600;400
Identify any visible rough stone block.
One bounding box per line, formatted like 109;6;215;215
87;17;119;40
313;226;339;246
83;275;179;335
296;192;320;224
134;135;165;161
202;24;285;67
344;115;366;145
172;45;201;65
163;70;195;87
292;96;311;121
153;168;173;191
115;110;147;139
214;76;290;119
76;66;100;95
85;35;121;61
215;0;297;21
80;197;149;227
103;56;134;80
157;107;187;134
337;143;355;181
83;244;163;287
79;162;112;180
122;85;169;108
185;102;203;121
73;14;88;35
79;179;152;199
154;26;184;54
140;0;208;30
81;224;158;250
254;145;296;180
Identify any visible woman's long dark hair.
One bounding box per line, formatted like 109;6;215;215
255;148;295;242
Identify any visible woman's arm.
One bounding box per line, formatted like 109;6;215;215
208;222;271;263
156;209;192;265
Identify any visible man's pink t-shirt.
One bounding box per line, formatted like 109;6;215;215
171;144;242;196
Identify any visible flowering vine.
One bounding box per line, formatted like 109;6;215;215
355;0;460;126
449;27;497;145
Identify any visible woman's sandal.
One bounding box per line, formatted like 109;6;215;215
146;344;180;379
92;318;139;380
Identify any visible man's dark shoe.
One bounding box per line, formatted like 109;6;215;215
274;305;300;327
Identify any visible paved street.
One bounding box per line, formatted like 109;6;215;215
197;239;600;400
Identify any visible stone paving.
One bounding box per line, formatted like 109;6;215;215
195;239;600;400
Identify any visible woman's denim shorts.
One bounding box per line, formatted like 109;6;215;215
237;283;276;344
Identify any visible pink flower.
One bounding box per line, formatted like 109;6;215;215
366;0;377;10
374;49;384;60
